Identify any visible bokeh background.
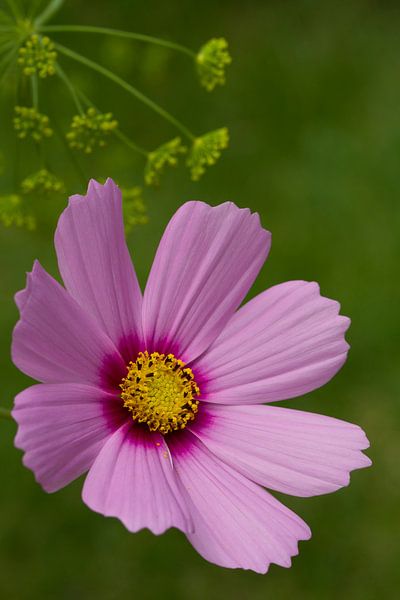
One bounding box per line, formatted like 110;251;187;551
1;0;399;598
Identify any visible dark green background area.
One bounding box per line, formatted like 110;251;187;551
0;0;399;598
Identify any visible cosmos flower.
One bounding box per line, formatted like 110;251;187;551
12;179;371;573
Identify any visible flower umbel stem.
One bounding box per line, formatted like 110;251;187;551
35;0;65;27
5;0;22;21
40;25;196;58
54;42;195;140
114;130;148;157
56;63;83;114
31;74;39;109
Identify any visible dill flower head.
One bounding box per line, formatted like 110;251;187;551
145;137;187;186
121;186;149;233
187;127;229;181
14;106;53;142
21;169;65;195
17;35;57;78
196;38;232;91
0;194;35;230
66;107;118;154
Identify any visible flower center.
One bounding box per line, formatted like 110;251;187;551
120;351;200;435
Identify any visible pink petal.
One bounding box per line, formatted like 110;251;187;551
169;431;310;573
13;383;124;493
82;422;192;535
190;404;371;497
15;274;32;313
55;179;143;360
195;281;350;403
12;261;125;388
142;201;270;361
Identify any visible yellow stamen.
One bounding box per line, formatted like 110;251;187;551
120;351;200;435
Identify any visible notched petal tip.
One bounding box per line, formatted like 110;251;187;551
82;424;192;536
143;199;271;360
66;177;121;208
14;259;44;315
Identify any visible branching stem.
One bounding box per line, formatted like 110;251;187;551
54;42;195;140
114;130;148;157
31;73;38;108
35;0;65;27
40;25;195;57
56;63;83;114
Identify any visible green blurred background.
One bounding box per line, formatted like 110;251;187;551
0;0;399;598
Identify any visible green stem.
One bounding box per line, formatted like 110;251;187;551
14;69;22;189
39;25;195;57
0;44;18;85
5;0;21;20
35;0;65;27
56;63;83;114
52;117;87;187
55;42;195;140
29;0;45;20
74;87;94;109
0;39;17;55
0;407;12;420
114;130;148;157
31;73;38;108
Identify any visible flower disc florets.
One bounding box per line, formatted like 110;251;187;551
18;35;57;78
66;107;118;154
187;127;229;180
120;351;200;435
196;37;231;91
145;137;187;186
14;106;53;142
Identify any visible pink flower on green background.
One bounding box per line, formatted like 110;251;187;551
12;179;371;573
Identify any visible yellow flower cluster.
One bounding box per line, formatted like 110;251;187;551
14;106;53;142
0;195;35;230
121;186;149;233
187;127;229;180
196;38;231;92
66;107;118;153
18;35;57;78
145;137;187;186
21;169;65;195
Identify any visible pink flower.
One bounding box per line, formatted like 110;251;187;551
12;179;371;573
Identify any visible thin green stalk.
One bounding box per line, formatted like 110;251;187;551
5;0;21;20
40;25;195;57
0;407;12;420
28;0;45;20
114;130;148;157
74;87;94;109
53;117;87;187
31;73;38;108
35;0;65;27
0;38;16;55
56;63;83;114
55;42;195;140
0;44;17;84
14;69;22;189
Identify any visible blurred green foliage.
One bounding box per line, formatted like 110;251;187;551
0;0;399;598
0;0;232;229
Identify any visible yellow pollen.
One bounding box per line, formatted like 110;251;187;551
120;351;200;435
